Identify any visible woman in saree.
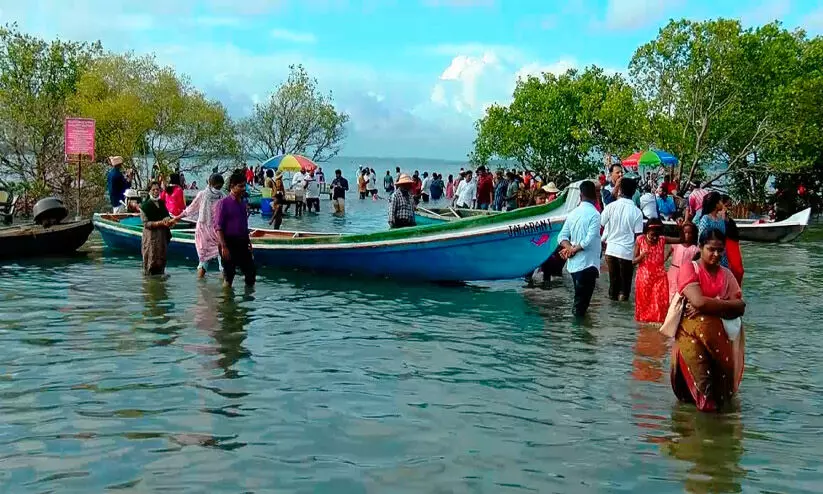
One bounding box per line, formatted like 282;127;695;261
669;228;746;412
141;181;178;275
175;173;225;278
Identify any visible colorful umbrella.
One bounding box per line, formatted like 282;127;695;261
621;149;678;169
260;154;318;173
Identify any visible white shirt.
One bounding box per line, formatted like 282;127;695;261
421;176;433;195
558;201;601;274
600;197;643;261
455;179;476;207
291;171;305;189
367;173;377;191
305;177;320;199
639;192;658;219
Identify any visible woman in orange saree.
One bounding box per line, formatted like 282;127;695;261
670;228;746;412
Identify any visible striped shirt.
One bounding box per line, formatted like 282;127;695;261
688;188;710;215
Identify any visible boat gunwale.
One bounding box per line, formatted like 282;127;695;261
93;195;567;249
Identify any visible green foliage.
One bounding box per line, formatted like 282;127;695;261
240;64;349;163
0;23;101;197
71;53;238;183
469;67;646;187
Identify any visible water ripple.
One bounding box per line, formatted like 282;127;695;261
1;225;822;492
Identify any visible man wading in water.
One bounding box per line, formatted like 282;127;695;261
388;174;416;228
215;170;256;288
600;177;643;301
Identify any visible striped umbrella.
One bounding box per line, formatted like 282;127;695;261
260;154;318;173
621;149;678;169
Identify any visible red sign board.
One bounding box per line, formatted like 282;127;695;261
65;118;96;160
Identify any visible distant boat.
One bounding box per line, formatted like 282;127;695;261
659;208;811;243
727;208;811;243
93;192;571;282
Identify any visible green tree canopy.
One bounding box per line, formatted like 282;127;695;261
0;24;101;197
240;64;348;163
71;52;238;182
469;67;647;187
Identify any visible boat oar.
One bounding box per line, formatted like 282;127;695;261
417;206;442;218
447;207;461;218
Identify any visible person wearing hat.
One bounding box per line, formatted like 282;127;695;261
389;174;416;228
542;182;560;202
106;156;132;213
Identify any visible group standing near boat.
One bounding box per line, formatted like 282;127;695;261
65;154;819;414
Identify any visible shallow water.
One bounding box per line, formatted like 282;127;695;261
1;201;823;493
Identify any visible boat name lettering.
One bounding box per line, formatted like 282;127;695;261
508;219;549;237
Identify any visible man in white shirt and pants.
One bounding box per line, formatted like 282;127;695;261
600;177;643;301
454;170;476;209
559;181;602;317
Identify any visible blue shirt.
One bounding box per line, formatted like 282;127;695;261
558;201;602;274
656;196;676;218
106;167;131;207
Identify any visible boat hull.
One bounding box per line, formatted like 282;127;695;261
93;207;566;282
0;220;94;259
661;208;812;243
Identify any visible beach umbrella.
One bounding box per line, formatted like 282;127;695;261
621;149;678;169
260;154;318;173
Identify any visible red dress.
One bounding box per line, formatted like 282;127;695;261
634;236;669;323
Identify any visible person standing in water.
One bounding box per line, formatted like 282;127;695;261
331;169;349;215
558;180;601;317
140;181;178;275
175;173;226;278
668;228;746;412
214;170;256;288
600;177;643;301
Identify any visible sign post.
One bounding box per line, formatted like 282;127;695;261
64;118;96;220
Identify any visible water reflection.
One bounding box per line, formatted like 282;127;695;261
632;324;669;383
663;407;745;494
214;288;252;379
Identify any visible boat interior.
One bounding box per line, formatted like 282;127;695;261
98;213;341;238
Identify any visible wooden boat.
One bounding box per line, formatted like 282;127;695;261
92;193;570;282
732;208;811;243
415;206;497;225
660;208;812;243
0;219;94;259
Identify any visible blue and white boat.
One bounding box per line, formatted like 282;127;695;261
93;188;578;282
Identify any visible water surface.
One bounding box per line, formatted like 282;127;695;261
1;205;822;493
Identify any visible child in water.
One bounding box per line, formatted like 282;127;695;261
667;222;699;301
634;218;682;323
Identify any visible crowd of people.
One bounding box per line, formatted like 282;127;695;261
558;170;746;412
106;153;750;412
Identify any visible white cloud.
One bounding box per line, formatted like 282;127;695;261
803;8;823;33
421;43;524;63
602;0;680;30
270;28;317;44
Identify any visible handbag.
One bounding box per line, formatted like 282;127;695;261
722;317;742;341
659;292;685;337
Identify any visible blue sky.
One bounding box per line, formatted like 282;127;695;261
2;0;821;160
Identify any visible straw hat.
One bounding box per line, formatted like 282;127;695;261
542;182;560;193
395;173;414;186
109;156;124;166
